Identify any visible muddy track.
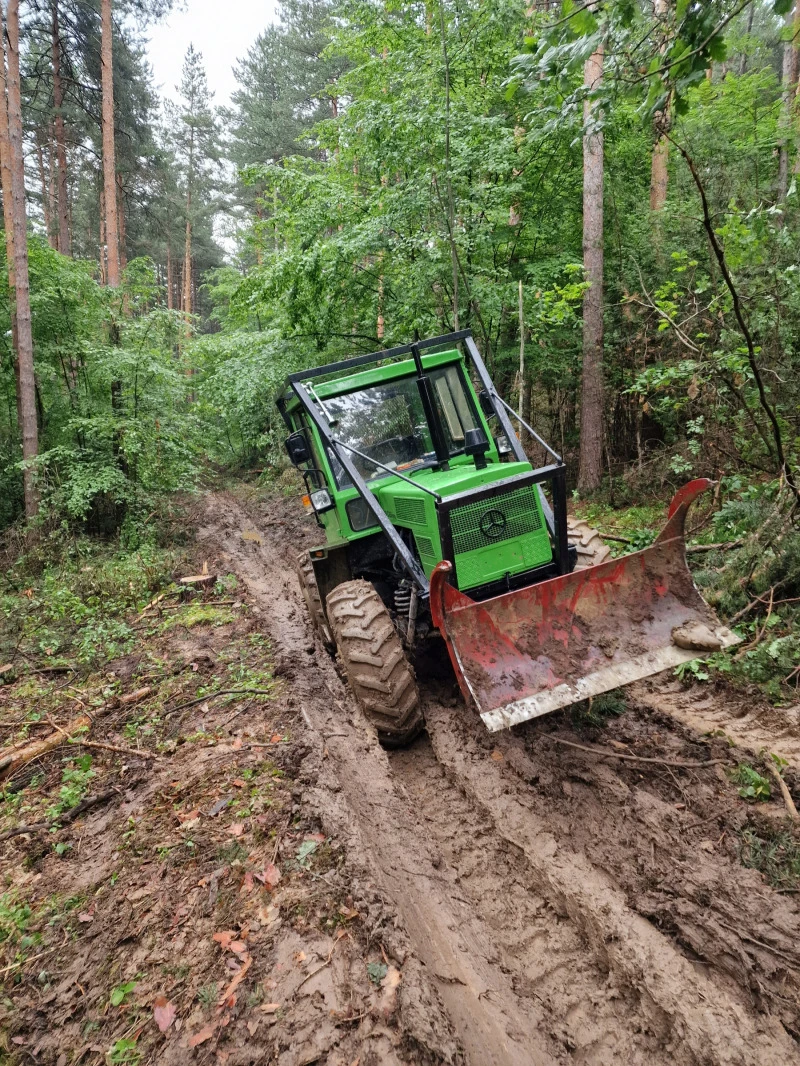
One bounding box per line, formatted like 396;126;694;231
198;489;800;1066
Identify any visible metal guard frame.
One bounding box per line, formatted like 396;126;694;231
282;331;571;598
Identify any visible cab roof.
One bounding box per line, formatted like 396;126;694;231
280;348;463;413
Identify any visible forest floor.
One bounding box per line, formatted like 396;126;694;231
2;484;800;1066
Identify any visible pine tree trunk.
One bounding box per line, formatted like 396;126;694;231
578;41;604;495
51;0;70;256
183;216;192;321
100;0;120;287
4;0;39;517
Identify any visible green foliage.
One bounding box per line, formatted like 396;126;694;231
109;980;138;1007
571;689;627;728
740;825;800;890
0;891;32;946
732;764;772;802
47;755;95;819
107;1037;141;1065
366;961;388;985
0;527;184;669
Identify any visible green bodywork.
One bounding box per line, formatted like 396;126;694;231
284;349;553;592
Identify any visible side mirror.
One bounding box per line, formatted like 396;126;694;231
478;389;495;418
285;430;310;466
464;427;490;470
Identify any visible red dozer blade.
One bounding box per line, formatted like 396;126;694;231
430;479;741;732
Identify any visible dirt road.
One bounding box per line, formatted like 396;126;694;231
198;488;800;1066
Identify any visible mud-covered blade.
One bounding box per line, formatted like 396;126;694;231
430;479;740;733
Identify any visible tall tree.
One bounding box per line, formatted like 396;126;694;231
578;36;604;494
3;0;39;517
650;0;670;213
51;0;70;255
100;0;120;286
169;46;219;325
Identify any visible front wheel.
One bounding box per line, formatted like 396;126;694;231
296;550;334;650
326;580;423;747
567;517;611;570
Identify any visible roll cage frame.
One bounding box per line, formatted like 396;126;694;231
277;330;570;599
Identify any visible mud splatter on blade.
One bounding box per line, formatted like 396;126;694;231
431;479;740;732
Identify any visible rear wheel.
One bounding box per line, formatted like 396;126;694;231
326;579;423;747
296;550;334;650
567;517;612;570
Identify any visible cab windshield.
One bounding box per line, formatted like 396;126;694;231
321;364;482;487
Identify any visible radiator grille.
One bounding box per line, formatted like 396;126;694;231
450;485;542;555
414;534;436;564
395;496;427;526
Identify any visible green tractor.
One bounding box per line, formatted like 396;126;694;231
277;331;738;745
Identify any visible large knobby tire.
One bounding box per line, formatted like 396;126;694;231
326;579;423;747
296;550;334;650
567;517;612;570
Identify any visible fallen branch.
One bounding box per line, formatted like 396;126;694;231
0;687;152;780
686;540;744;554
164;689;274;718
536;732;722;769
0;786;122;841
69;739;159;761
768;766;799;821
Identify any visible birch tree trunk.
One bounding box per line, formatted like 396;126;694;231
3;0;39;517
100;0;120;287
51;0;70;256
578;41;604;495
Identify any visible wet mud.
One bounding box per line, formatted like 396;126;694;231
197;486;800;1066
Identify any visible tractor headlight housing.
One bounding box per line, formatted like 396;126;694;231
496;434;512;456
309;488;334;513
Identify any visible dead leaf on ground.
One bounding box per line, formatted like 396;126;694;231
177;809;200;823
240;872;254;894
77;912;94;923
212;930;237;950
255;862;281;889
339;905;359;921
247;1018;259;1036
490;749;504;762
153;995;176;1033
228;822;244;837
217;954;251;1007
232;778;246;788
258;903;280;926
260;1002;281;1014
187;1023;216;1047
229;940;247;954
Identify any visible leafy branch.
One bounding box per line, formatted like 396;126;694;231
669;135;800;506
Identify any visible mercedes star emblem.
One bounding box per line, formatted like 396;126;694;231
479;508;507;539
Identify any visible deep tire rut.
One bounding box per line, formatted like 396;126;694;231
198;489;800;1066
392;736;674;1065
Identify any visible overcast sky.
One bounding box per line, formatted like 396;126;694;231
146;0;281;107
